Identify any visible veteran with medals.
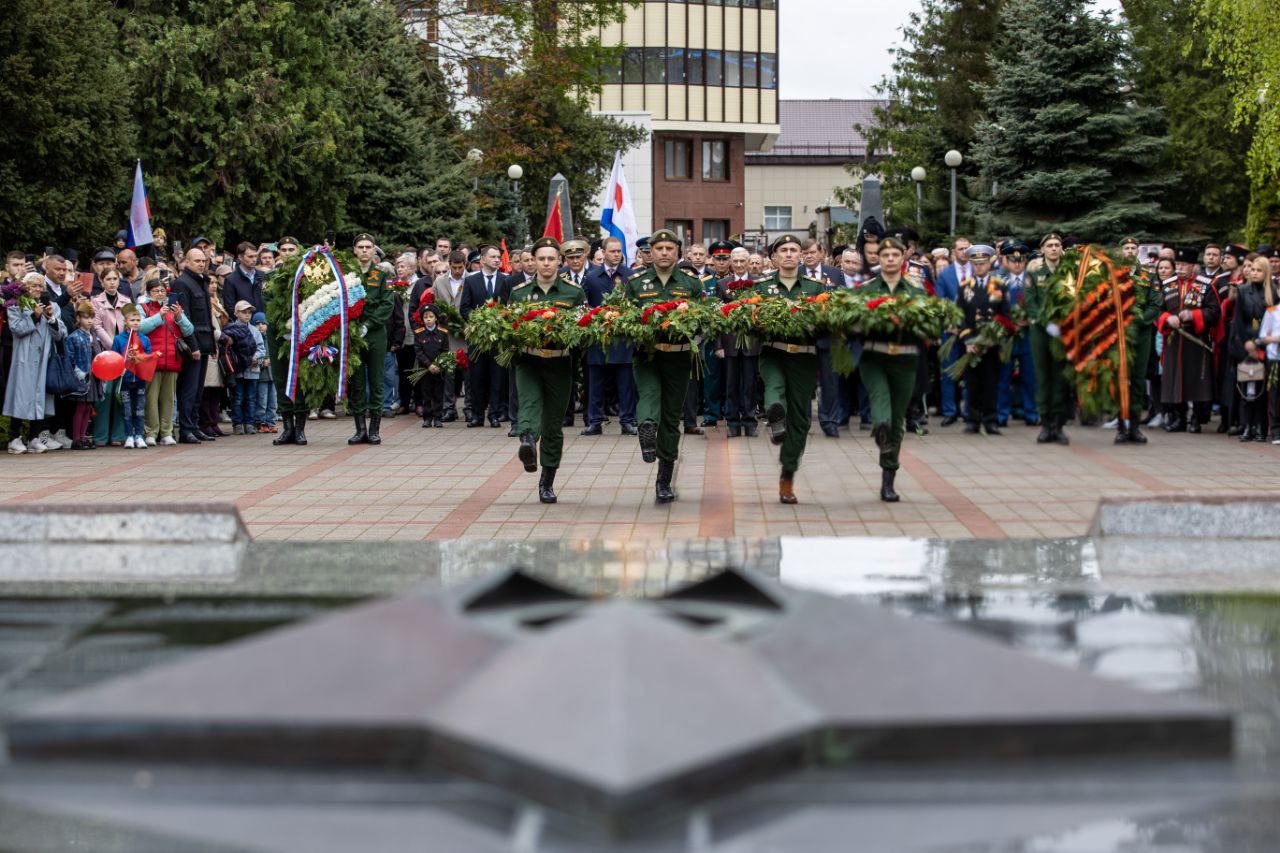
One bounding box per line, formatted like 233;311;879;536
1158;246;1222;432
510;237;585;504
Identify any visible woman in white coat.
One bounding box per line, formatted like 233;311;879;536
5;273;67;453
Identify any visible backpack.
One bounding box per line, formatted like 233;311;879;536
218;323;255;378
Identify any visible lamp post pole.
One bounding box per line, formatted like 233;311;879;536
467;148;484;221
507;164;525;245
910;166;926;227
944;150;962;236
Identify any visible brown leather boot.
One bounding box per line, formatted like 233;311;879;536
779;469;798;505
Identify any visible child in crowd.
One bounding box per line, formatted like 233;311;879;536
252;312;277;433
413;304;448;428
111;304;152;449
222;300;261;435
63;300;103;449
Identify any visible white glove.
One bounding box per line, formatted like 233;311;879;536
1046;323;1061;338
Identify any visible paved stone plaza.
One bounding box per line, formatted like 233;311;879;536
2;419;1276;541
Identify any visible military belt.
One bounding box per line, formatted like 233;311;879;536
765;341;816;355
521;347;569;358
864;341;919;356
653;343;691;353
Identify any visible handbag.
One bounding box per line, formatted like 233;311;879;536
45;348;82;397
1237;359;1265;383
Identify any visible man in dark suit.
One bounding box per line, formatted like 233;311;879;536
581;236;636;435
800;239;844;437
221;241;264;316
171;247;217;444
716;246;761;437
458;244;509;427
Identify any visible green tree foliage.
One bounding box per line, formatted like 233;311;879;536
1123;0;1250;240
971;0;1176;242
1195;0;1280;243
0;0;134;251
842;0;1002;244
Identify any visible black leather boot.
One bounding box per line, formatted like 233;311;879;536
367;414;382;445
638;420;658;463
765;402;786;446
880;468;900;502
1036;422;1053;443
518;432;538;472
292;417;307;445
655;459;676;504
1114;419;1129;444
1127;420;1147;444
1052;417;1070;445
273;413;296;446
348;414;368;445
538;467;557;504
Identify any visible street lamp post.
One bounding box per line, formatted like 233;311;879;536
507;164;525;244
944;150;962;236
910;166;926;227
467;148;484;221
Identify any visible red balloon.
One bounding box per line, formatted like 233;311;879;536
92;350;125;381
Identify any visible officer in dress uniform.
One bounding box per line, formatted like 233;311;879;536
956;244;1010;435
1026;233;1071;444
752;234;826;505
346;233;395;446
1117;236;1161;443
1158;246;1222;432
625;230;702;503
995;240;1038;429
716;246;760;437
559;238;592;429
509;237;585;504
699;240;735;428
856;237;928;503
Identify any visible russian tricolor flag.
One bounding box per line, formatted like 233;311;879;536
125;160;153;249
599;152;638;266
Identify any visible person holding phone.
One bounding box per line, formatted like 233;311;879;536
138;271;195;445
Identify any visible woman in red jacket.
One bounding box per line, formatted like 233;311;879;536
137;272;196;446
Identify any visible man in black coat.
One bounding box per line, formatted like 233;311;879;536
581;236;636;435
458;245;510;427
172;248;217;443
800;238;845;438
221;241;264;316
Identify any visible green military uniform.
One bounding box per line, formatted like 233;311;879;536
625;250;702;467
509;271;585;472
1122;260;1162;442
857;271;928;475
346;260;395;418
752;271;825;475
1025;258;1071;443
270;320;310;445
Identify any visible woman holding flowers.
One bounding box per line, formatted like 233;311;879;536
509;237;586;504
857;237;930;502
752;234;827;505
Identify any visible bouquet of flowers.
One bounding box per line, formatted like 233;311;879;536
413;289;465;335
502;304;587;366
1;280;36;313
735;293;829;343
718;295;766;350
407;348;469;386
612;298;719;353
940;314;1019;379
576;304;629;349
464;301;511;354
387;278;411;297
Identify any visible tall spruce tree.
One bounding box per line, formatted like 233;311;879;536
971;0;1177;242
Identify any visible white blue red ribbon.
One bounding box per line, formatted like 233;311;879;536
285;246;351;401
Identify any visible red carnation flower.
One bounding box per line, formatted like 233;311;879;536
995;315;1016;333
419;290;436;306
866;297;890;310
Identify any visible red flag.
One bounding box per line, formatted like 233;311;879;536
542;194;564;241
500;238;512;274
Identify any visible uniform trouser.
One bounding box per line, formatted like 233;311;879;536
634;350;692;463
908;348;930;425
817;346;844;429
940;332;964;417
93;380;127;444
1030;326;1070;423
418;373;445;420
269;335;308;416
515;355;572;469
588;362;636;427
723;353;758;427
701;342;723;421
997;341;1037;422
144;371;179;439
1125;332;1152;420
346;330;387;416
860;350;917;471
964;350;1002;425
760;348;819;472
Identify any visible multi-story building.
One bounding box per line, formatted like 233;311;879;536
589;0;781;246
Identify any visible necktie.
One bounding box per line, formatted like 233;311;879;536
486;275;494;298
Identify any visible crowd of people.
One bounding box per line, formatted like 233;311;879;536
3;224;1277;504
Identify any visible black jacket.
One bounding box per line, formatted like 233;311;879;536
413;325;449;367
222;266;263;316
173;269;215;351
458;270;511;320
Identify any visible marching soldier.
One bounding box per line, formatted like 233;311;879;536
509;237;586;504
1158;246;1222;432
1026;233;1071;444
625;229;703;503
753;234;826;505
955;244;1010;435
857;237;929;502
1117;236;1161;443
347;233;395;445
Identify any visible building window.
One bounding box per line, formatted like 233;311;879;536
703;220;729;244
665;220;694;245
686;49;704;85
741;52;758;88
466;59;505;98
702;140;728;181
644;47;667;83
667;47;686;84
763;206;792;229
724;51;741;88
623;48;643;84
759;53;777;89
705;50;723;86
664;139;693;180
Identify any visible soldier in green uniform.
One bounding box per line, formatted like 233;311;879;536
509;237;585;504
269;312;309;447
752;234;826;505
1025;233;1071;445
346;233;395;445
1118;236;1160;444
625;229;702;504
857;237;928;502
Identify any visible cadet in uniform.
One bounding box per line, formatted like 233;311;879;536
1117;236;1161;443
1026;233;1071;444
347;233;395;445
955;244;1010;435
509;237;586;504
856;237;928;502
625;229;702;503
753;234;826;505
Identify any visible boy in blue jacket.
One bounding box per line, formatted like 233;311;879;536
112;304;152;449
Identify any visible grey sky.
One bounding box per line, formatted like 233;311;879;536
779;0;1124;100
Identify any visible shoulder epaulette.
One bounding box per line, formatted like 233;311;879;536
801;275;823;284
564;277;582;288
629;269;647;279
1195;274;1212;285
413;325;425;334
